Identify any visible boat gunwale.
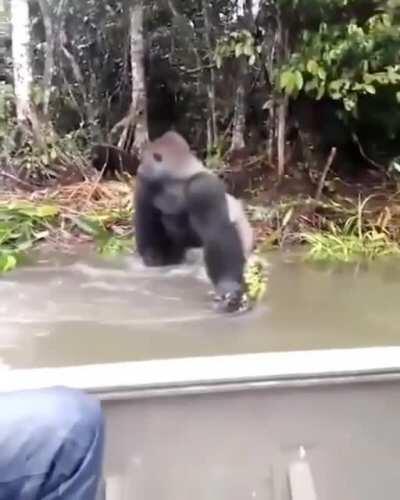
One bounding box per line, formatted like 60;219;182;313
2;346;400;399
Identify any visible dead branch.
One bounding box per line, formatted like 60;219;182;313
0;170;34;189
352;132;388;175
315;147;337;201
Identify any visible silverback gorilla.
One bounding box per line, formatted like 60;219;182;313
135;131;254;312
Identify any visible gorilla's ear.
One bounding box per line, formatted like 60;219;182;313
153;152;163;162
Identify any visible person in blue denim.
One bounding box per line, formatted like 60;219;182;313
0;386;105;500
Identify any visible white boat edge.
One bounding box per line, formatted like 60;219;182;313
1;346;400;397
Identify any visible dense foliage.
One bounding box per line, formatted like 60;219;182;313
1;0;400;177
2;1;400;271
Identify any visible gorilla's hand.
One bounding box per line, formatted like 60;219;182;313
221;290;244;313
213;289;250;314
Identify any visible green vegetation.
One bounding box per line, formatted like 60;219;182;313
73;213;133;257
244;257;269;305
279;12;400;114
2;0;400;271
0;183;133;273
302;228;400;262
300;195;400;262
0;202;59;272
250;193;400;263
1;182;400;275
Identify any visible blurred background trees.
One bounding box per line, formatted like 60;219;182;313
1;0;400;191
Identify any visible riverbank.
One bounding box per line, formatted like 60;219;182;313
0;172;399;273
0;181;133;272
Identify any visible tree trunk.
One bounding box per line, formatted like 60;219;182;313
10;0;44;145
250;0;261;19
277;95;288;179
202;0;218;152
230;0;252;153
129;0;148;151
266;103;275;163
275;6;289;179
37;0;55;118
10;0;33;123
230;73;246;152
118;0;148;154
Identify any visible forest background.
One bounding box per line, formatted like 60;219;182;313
1;0;400;269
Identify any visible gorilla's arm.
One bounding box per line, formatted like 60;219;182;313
134;180;185;266
186;173;246;300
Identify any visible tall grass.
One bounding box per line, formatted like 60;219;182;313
301;196;400;263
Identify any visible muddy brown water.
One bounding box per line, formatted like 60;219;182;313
0;248;400;369
2;248;400;500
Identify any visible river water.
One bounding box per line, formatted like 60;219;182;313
0;248;399;369
2;248;400;500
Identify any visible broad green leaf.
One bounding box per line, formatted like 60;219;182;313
294;70;304;90
280;70;303;95
71;216;106;237
0;253;17;273
318;67;327;80
364;84;376;94
316;84;325;100
280;70;293;90
306;60;319;75
34;206;59;218
235;43;243;58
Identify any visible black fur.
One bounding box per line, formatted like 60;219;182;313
134;171;245;302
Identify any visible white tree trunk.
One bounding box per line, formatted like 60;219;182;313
233;0;245;21
130;0;148;152
202;0;217;150
10;0;33;123
37;0;54;118
252;0;261;18
230;78;246;152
